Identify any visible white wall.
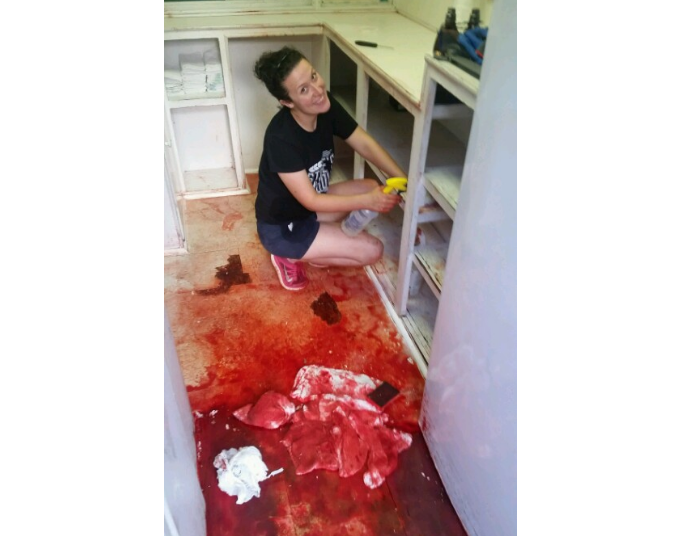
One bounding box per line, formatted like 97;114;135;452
228;36;315;172
394;0;493;30
420;0;516;534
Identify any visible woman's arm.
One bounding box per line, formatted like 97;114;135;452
344;126;406;179
279;171;400;214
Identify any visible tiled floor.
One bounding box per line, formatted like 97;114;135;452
164;175;467;536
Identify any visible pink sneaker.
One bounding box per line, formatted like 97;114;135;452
271;255;308;291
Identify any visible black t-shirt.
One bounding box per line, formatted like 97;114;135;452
255;92;358;224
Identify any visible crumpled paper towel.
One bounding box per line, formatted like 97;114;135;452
213;446;282;504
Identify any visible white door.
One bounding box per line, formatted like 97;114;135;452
164;158;185;251
420;0;517;535
165;311;206;536
165;104;186;252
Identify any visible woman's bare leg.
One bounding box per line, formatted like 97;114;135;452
300;221;383;267
303;178;385;267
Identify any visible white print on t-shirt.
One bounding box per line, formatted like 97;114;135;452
308;149;334;193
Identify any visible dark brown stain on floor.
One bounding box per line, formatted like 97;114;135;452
310;292;342;325
197;254;251;296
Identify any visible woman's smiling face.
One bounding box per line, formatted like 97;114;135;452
280;59;330;116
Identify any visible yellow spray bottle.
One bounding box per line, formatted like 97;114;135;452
341;178;408;237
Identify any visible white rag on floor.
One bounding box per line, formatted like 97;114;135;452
213;446;283;505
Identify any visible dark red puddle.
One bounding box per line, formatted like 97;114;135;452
195;408;466;536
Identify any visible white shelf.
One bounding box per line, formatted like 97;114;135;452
183;167;239;193
424;165;464;220
331;85;356;117
414;243;448;298
364;201;443;299
365;205;405;302
433;103;473;121
402;280;438;364
167;92;226;106
417;200;450;224
366;81;414;173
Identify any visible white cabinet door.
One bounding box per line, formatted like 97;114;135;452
165;108;186;252
421;0;517;535
165;311;206;536
164;158;185;251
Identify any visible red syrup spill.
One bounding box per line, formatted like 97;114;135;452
310;292;341;325
166;182;468;535
183;272;425;432
197;255;251;295
195;411;466;536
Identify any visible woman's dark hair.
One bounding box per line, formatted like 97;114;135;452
253;46;306;102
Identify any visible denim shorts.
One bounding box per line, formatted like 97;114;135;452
256;214;320;260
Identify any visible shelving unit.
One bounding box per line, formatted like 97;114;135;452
329;40;478;365
164;35;247;200
395;55;479;363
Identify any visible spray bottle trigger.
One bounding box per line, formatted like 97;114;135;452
383;177;408;193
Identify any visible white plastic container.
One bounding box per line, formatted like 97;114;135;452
341;208;378;236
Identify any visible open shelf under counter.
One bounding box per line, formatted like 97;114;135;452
331;154;354;184
330;85;356;118
365;208;438;365
432;102;474;121
401;279;438;365
364;149;447;225
365;204;405;303
365;202;446;315
365;82;414;173
413;243;448;299
423;165;464;220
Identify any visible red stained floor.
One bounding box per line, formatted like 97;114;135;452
164;175;467;536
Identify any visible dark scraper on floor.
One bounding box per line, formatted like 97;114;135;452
367;381;400;408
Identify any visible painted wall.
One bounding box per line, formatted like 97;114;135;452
394;0;493;30
420;0;516;535
228;37;315;172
